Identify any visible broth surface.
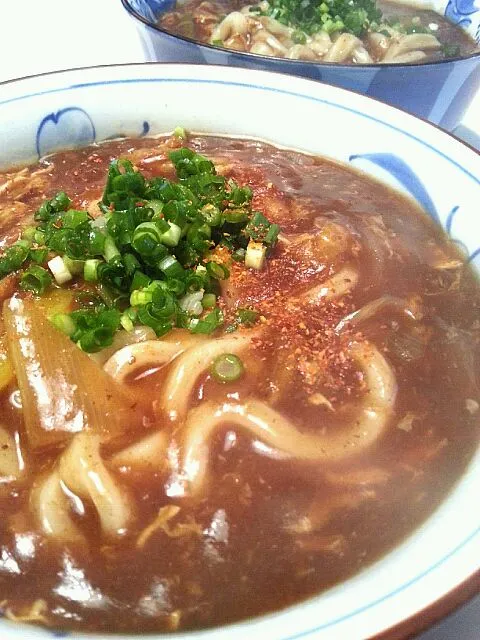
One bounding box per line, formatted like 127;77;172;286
0;135;478;632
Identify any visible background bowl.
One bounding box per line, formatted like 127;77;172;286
0;63;479;639
120;0;480;131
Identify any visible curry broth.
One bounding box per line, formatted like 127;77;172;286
0;135;478;632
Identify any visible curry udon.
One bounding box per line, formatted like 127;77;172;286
0;133;478;633
158;0;478;63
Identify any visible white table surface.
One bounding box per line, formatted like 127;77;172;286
0;1;478;639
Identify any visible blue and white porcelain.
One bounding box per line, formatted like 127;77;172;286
120;0;480;132
0;63;479;639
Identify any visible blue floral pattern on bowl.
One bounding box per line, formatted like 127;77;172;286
445;0;480;41
349;153;440;223
349;152;479;265
36;108;95;157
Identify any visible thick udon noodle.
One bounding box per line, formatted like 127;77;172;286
209;8;441;63
0;134;478;633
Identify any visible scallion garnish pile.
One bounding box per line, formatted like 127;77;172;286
0;137;280;352
252;0;382;37
250;0;455;52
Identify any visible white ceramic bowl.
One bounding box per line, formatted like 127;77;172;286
120;0;480;131
0;63;479;640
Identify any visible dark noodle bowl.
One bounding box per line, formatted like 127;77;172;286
121;0;480;130
0;132;478;634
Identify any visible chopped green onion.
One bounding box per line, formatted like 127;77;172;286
232;248;246;262
63;209;89;229
22;226;37;242
200;204;223;227
224;209;249;225
34;230;45;245
185;272;207;292
442;43;460;58
187;221;212;253
132;222;169;258
159;222;182;247
211;353;244;383
2;145;280;351
173;126;187;139
237;307;259;325
229;182;252;206
0;239;31;277
122;252;141;276
77;327;114;353
158;255;185;280
256;0;381;36
147;199;164;217
120;310;135;332
244;211;272;242
63;255;85;275
206;261;230;280
189;307;223;334
70;308;121;353
50;313;77;337
202;293;216;309
245;241;267;270
264;223;281;246
180;290;204;316
20;265;52;295
130;270;151;291
130;289;153;307
169;147;215;179
34;191;70;222
166;278;186;296
102;234;120;262
84;258;103;282
292;29;307;43
48;255;73;285
29;247;49;264
225;306;259;333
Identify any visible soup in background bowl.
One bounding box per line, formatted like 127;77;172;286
0;63;478;640
120;0;480;131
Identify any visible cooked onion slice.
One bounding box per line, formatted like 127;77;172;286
0;427;26;483
335;295;421;333
302;265;358;303
4;296;149;449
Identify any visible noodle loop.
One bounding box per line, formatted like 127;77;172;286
172;341;396;496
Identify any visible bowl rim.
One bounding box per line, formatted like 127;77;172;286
372;570;480;640
120;0;480;69
0;61;478;640
1;60;478;161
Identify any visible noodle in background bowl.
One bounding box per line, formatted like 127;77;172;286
0;63;479;639
120;0;480;132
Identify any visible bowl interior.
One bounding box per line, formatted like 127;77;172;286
0;63;478;640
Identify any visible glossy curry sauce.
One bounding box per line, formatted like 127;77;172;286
0;135;478;632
